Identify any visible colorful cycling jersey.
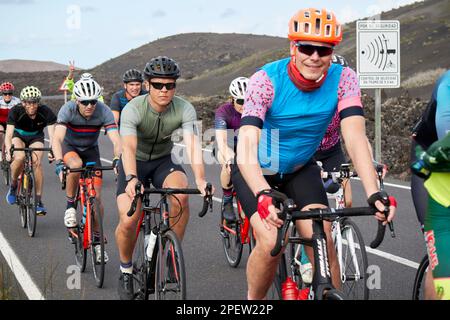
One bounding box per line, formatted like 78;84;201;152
214;102;241;149
120;94;197;161
241;57;363;174
317;110;341;151
0;96;21;124
7;104;56;135
110;88;148;114
57;100;117;151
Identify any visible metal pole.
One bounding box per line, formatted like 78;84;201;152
374;88;382;163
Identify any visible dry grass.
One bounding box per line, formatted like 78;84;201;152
402;68;447;89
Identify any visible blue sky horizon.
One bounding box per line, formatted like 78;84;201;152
1;0;422;69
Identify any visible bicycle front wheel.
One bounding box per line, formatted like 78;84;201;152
412;255;429;300
26;172;37;237
132;221;150;300
154;230;186;300
220;196;243;267
336;218;369;300
73;198;87;272
89;199;105;288
17;179;27;229
2;159;10;186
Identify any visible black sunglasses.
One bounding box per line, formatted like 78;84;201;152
150;82;176;90
79;100;98;106
295;43;334;57
2;92;13;96
235;99;245;105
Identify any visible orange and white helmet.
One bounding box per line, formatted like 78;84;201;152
288;8;342;46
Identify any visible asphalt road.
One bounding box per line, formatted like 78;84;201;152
0;133;426;300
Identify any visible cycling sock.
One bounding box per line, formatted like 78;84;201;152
36;195;41;204
66;196;76;209
120;261;133;274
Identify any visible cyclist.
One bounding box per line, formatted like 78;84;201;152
0;82;21;160
110;69;147;126
52;78;121;263
4;86;56;214
412;132;450;300
232;8;396;299
411;69;450;299
115;56;213;300
64;62;105;102
214;76;249;223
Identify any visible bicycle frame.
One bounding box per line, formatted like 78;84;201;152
221;192;252;245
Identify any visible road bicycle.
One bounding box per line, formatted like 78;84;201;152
219;190;256;267
286;163;372;300
10;145;53;237
128;180;213;300
0;130;10;186
62;162;114;288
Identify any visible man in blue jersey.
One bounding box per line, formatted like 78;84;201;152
232;8;396;299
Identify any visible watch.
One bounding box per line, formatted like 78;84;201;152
125;174;137;183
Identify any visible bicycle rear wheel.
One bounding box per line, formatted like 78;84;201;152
26;172;37;237
220;197;243;267
132;220;150;300
412;255;429;300
154;230;186;300
89;199;105;288
336;218;369;300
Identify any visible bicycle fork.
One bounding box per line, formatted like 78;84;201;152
332;220;361;283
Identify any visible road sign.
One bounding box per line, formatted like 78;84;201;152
59;78;70;91
357;20;400;88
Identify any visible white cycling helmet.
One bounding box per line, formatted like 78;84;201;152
229;77;249;100
80;72;93;80
73;78;102;101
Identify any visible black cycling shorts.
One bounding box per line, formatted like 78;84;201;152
231;160;329;219
62;144;103;178
116;155;185;197
12;131;45;147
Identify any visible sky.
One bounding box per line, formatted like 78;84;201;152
0;0;422;69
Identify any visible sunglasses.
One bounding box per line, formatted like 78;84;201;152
295;43;334;57
235;99;245;105
2;92;13;96
150;82;176;90
79;100;98;106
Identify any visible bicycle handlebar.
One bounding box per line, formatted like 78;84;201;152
10;145;54;164
60;165;114;190
126;182;213;218
270;202;385;257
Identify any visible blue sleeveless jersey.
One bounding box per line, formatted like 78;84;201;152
258;58;343;174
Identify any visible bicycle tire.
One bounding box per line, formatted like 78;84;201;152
155;230;186;300
74;197;87;272
336;218;369;300
132;219;149;300
220;197;243;267
2;159;10;186
324;289;345;300
17;176;27;229
267;253;288;300
412;255;429;300
89;199;105;288
26;172;37;237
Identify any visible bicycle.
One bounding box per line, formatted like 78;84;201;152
61;162;114;288
269;190;394;300
219;190;256;268
286;163;371;300
1;130;10;186
127;180;213;300
10;145;53;237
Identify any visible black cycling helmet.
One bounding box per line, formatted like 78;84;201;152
123;69;144;83
143;56;180;80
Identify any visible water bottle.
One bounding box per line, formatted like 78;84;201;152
281;277;299;300
145;228;157;261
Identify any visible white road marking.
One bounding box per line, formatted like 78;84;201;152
0;231;45;300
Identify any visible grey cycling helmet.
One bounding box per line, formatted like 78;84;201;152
123;69;144;83
143;56;180;80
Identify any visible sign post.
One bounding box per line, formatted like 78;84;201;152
59;78;70;103
357;20;400;163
